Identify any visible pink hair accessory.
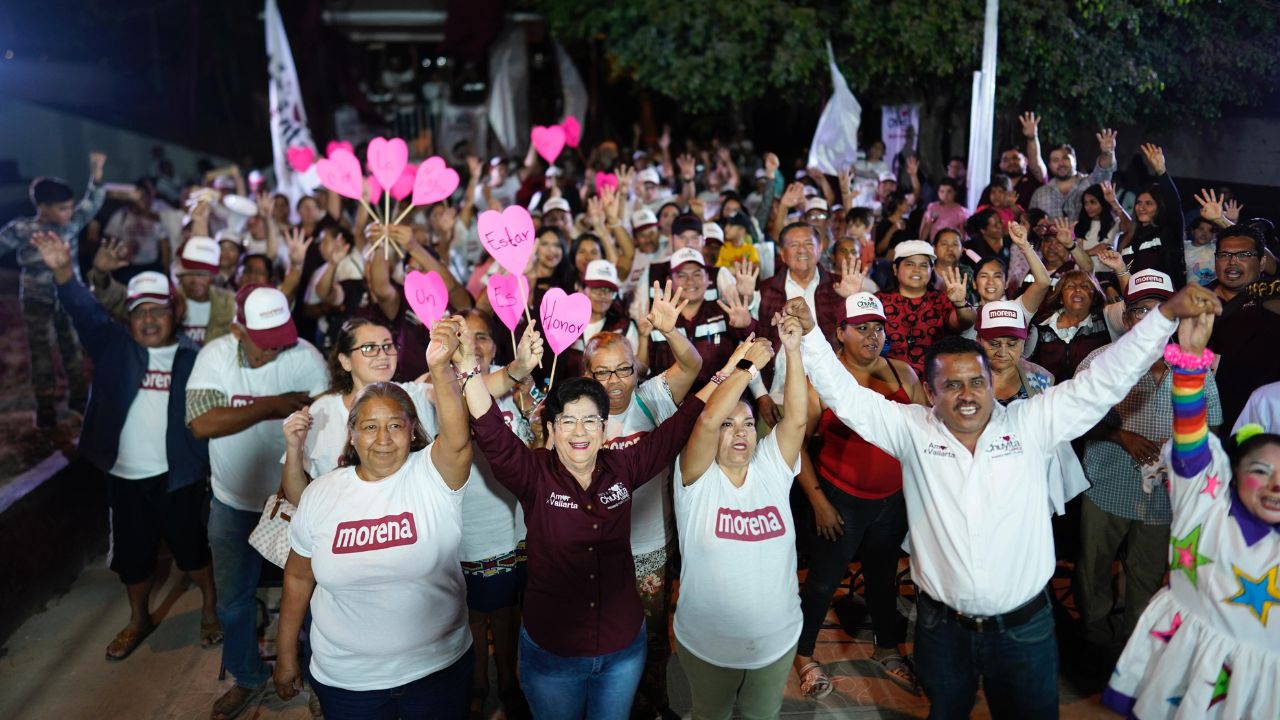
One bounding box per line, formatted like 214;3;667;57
1163;344;1215;371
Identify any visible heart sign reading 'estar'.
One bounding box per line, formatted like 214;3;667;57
412;157;460;206
404;270;448;329
315;149;364;200
477;206;537;276
540;288;592;356
487;273;529;331
366;137;409;190
561;116;581;148
531;125;566;165
286;146;314;173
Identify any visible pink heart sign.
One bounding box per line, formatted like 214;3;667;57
477;206;537;276
390;163;417;201
540;288;592;356
366;137;409;190
595;172;618;194
531;125;566;165
286;146;314;173
561;116;581;148
487;273;529;331
315;149;364;200
325;140;354;158
412;157;460;206
404;270;448;329
366;175;383;203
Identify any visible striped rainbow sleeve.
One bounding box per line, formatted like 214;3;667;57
1171;367;1211;478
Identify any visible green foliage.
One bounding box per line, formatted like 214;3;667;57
531;0;1280;132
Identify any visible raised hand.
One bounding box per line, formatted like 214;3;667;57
905;155;920;177
658;125;671;151
833;256;867;299
781;182;805;210
782;297;815;333
764;152;780;179
88;152;107;180
94;236;131;274
743;336;775;369
1008;220;1031;248
689;196;706;220
600;185;620;224
1194;188;1225;223
1139;143;1165;176
779;313;804;352
616;164;635;191
1019;111;1041;139
1223;198;1242;223
647;280;690;334
941;266;969;305
1052;217;1076;247
677;154;696;181
1096;128;1118;155
513;325;545;378
1096;248;1128;275
717;291;754;329
256;190;274;219
1160;283;1222;320
285;227;312;268
724;333;755;370
1100;180;1120;208
1177;310;1215;354
191;201;211;224
586;196;606;228
427;315;464;370
282;407;312;452
732;259;759;297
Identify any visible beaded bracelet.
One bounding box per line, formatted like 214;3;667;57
1163;344;1215;371
710;372;728;385
455;366;483;385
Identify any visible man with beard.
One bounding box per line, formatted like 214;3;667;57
1029;128;1118;220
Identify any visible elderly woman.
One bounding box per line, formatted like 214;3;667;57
1030;269;1112;381
458;325;709;720
975;301;1055;404
272;318;475;718
671;330;793;719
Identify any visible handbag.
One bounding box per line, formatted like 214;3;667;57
248;490;296;568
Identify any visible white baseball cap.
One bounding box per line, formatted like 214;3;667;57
179;236;220;274
702;222;724;242
1125;268;1175;303
543;197;571;214
878;171;898;183
893;239;936;262
638;168;661;186
235;285;297;349
215;228;243;246
631;208;658;232
976;300;1028;341
583;259;620;290
669;247;705;269
805;197;829;214
127;271;172;311
844;292;886;324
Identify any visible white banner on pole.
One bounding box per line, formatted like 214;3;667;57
266;0;317;204
807;42;861;177
882;105;920;170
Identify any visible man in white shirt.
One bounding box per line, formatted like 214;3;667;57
781;282;1221;719
186;284;328;720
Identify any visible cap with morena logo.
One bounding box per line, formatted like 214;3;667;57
235;284;298;349
976;300;1028;341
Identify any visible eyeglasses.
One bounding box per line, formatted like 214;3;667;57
555;415;603;433
591;365;635;382
1214;250;1261;261
347;342;400;357
1124;305;1153;317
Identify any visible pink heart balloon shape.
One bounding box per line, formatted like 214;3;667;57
595;172;618;194
286;146;314;173
366;175;383;204
315;149;364;200
540;288;592;356
390;163;417;201
487;273;529;331
366;137;409;190
326;140;354;157
412;157;460;206
531;125;566;165
477;206;537;276
561;116;581;148
404;270;448;329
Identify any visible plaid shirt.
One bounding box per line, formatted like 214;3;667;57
0;179;105;304
1028;162;1113;220
1079;345;1222;523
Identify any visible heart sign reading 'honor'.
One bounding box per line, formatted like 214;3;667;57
561;116;581;148
531;125;566;165
477;206;537;276
412;157;460;206
366;137;409;190
487;273;529;331
540;288;591;356
315;149;364;200
404;270;448;329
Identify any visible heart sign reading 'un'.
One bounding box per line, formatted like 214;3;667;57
404;270;448;329
540;288;592;356
477;206;537;277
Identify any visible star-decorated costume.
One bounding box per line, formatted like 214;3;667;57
1103;364;1280;718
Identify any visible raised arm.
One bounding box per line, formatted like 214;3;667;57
646;279;701;402
277;228;313;302
940;266;977;331
280;408;314;506
1020;113;1047;183
364;223;404;319
426;316;473;490
1011;220;1052;314
772;314;810;466
1169;312;1215;479
34;232;125;353
456;326;540;498
681;337;773;485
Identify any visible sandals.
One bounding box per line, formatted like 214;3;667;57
876;653;920;695
211;684;265;720
105;623;155;661
200;619;225;649
798;661;834;699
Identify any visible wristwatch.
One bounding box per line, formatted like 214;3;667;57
735;358;761;381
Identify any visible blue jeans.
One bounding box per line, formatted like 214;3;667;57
207;497;267;689
310;644;473;719
518;623;646;720
914;591;1058;720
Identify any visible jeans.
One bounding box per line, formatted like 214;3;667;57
519;623;646;720
798;483;909;655
914;591;1059;720
207;497;268;689
310;644;473;720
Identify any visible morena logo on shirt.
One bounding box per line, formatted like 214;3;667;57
140;370;172;392
715;506;786;541
332;512;418;554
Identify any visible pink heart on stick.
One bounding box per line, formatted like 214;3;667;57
404;270;448;329
325;140;354;157
561;116;581;148
531;125;566;165
540;288;592;356
286;146;314;173
315;149;364;200
390;163;417;201
487;273;529;331
477;206;537;276
412;157;460;205
595;172;618;194
367;175;383;204
366;137;409;190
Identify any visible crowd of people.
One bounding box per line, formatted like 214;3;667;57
3;109;1278;720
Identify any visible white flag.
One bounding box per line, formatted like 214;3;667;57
266;0;316;205
807;42;861;176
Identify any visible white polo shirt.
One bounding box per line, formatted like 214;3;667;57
801;308;1177;615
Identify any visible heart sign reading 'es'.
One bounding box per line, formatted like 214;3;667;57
487;273;529;331
412;157;460;206
315;149;364;200
404;270;448;329
531;125;566;165
561;116;581;148
540;288;592;356
286;146;314;173
366;137;409;190
477;206;537;277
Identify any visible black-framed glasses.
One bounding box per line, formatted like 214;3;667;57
347;342;400;357
1214;250;1261;261
592;365;635;382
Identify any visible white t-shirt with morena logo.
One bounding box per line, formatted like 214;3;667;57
290;447;470;691
604;375;678;556
182;299;211;345
187;334;328;511
673;432;802;669
111;344;178;479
